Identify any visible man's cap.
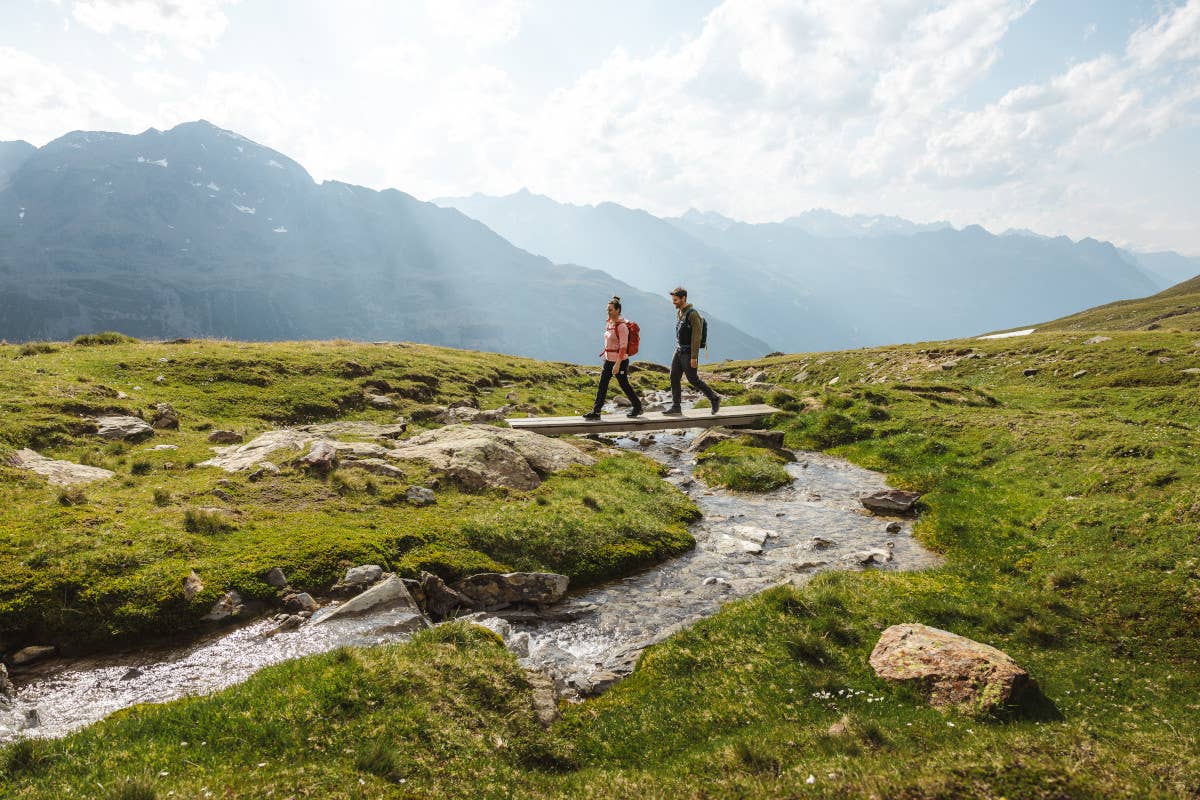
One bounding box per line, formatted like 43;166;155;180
669;286;687;297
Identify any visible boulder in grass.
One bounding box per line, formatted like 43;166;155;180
208;430;244;445
150;403;179;430
95;415;154;441
452;572;569;609
297;440;337;472
869;623;1033;716
860;489;921;514
6;449;115;486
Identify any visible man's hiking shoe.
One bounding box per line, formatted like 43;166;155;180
626;407;644;418
710;396;721;415
662;406;684;416
582;411;602;421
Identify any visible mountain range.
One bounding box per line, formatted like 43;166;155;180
437;191;1196;352
0;122;767;363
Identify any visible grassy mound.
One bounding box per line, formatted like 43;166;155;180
0;340;690;652
694;439;792;492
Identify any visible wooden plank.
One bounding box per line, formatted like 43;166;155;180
506;404;780;436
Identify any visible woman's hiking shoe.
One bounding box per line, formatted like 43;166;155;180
711;396;721;415
626;407;644;418
662;406;684;416
582;411;602;421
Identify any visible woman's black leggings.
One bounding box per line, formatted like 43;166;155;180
593;359;640;412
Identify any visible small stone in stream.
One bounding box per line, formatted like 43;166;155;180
183;570;204;601
120;668;143;681
265;567;288;588
860;489;921;514
0;664;13;699
283;592;318;613
810;536;834;548
202;591;243;621
702;577;732;588
343;565;383;586
406;486;436;506
886;521;902;533
275;615;304;631
12;645;56;666
507;631;531;659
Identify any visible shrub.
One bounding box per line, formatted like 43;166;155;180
130;460;152;475
72;331;138;346
152;488;171;506
183;509;236;534
17;341;57;357
57;486;87;506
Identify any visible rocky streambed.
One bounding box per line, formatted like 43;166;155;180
0;424;938;742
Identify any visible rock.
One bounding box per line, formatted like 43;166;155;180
828;376;840;386
12;645;56;666
524;669;561;729
1083;336;1111;345
5;449;115;486
702;576;732;589
273;615;305;632
810;536;834;548
150;403;179;430
1072;370;1088;379
314;575;422;624
297;440;337;471
418;571;472;618
687;428;735;453
120;667;143;681
582;670;621;696
743;371;768;384
869;623;1033;715
211;489;232;502
468;615;512;641
828;714;850;736
283;592;319;613
202;591;243;622
507;631;532;659
340;458;406;479
248;463;281;481
453;572;569;609
94;415;155;441
730;524;775;544
183;570;204;601
368;395;395;408
792;371;809;382
207;430;244;444
343;564;383;587
1023;368;1038;377
406;485;436;506
885;521;902;534
386;424;594;491
716;534;762;555
301;421;408;439
0;664;12;699
201;429;313;472
265;567;288;588
860;489;921;514
1183;368;1200;375
850;549;893;565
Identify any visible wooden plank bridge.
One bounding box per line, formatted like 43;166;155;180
506;404;780;436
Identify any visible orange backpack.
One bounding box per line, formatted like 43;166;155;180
625;320;641;357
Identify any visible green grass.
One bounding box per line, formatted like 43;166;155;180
3;330;1200;797
694;439;791;492
0;339;684;651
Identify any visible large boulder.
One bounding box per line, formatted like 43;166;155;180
387;424;594;491
200;429;314;472
452;572;569;609
314;574;424;626
869;623;1033;715
6;449;115;486
860;489;921;514
95;415;154;441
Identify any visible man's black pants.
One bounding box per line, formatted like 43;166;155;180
670;348;717;408
593;359;640;413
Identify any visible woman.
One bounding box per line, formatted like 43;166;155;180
583;296;643;420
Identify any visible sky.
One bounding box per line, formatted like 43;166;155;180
2;0;1198;254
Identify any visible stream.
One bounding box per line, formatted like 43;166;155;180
0;419;939;742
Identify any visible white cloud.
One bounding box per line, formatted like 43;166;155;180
424;0;527;47
71;0;240;58
0;46;145;144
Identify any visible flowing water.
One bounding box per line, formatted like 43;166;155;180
0;418;938;742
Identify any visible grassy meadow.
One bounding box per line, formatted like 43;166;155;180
2;327;1200;798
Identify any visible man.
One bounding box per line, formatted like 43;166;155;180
664;286;720;415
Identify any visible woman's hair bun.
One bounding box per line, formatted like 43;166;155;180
611;295;621;303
